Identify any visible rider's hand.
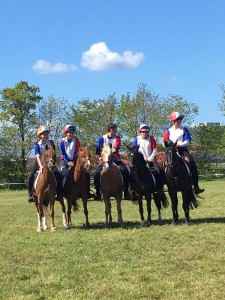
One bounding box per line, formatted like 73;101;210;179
68;161;74;167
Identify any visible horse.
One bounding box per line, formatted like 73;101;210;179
33;145;57;232
62;146;91;229
127;145;168;226
164;139;199;224
100;144;124;226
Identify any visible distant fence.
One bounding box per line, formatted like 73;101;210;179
0;183;27;190
0;174;224;190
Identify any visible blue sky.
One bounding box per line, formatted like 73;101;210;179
1;0;225;124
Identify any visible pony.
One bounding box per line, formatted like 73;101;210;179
62;146;91;229
100;144;124;226
127;145;168;226
33;145;57;232
164;139;199;224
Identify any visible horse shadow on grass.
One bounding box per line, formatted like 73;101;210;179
73;216;225;230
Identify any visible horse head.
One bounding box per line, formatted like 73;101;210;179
127;145;146;171
77;147;91;171
164;139;181;175
101;144;113;171
42;145;56;170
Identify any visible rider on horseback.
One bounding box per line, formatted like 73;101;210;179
59;125;93;198
94;122;130;200
27;125;63;202
163;112;204;195
131;124;165;199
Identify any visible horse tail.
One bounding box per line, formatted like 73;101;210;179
189;189;200;209
72;201;80;212
154;192;169;208
161;193;169;208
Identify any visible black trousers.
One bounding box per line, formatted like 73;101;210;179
177;148;199;188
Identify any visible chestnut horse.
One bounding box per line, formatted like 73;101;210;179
100;144;123;226
62;146;91;229
33;145;57;232
164;139;199;224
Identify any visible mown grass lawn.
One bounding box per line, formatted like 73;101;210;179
0;180;225;300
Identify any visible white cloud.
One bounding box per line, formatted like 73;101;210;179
168;75;177;82
81;42;144;71
32;59;77;74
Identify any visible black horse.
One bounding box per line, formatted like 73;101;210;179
164;139;199;224
127;145;168;226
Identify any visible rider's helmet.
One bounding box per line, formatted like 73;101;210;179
63;124;76;134
37;125;50;136
138;124;150;132
170;112;184;122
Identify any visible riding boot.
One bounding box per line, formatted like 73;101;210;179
53;169;64;201
27;176;34;203
94;167;102;200
191;161;205;194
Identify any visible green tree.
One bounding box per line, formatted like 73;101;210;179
0;81;42;182
37;95;72;143
71;94;118;154
117;83;199;149
190;124;225;175
218;84;225;116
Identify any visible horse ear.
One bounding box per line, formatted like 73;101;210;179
53;144;55;150
174;139;178;147
109;143;112;149
164;139;171;148
45;145;49;150
100;143;104;149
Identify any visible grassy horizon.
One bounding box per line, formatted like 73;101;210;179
0;180;225;299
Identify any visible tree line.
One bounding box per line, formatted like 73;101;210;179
0;81;225;183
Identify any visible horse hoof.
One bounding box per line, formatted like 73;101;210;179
51;226;57;231
140;220;146;227
64;225;70;230
37;227;43;232
171;220;178;226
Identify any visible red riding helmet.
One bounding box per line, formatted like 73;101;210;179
138;124;150;132
63;125;76;134
170;112;184;122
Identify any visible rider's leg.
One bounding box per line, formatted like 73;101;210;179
184;152;204;194
94;163;103;200
27;162;38;202
53;168;64;201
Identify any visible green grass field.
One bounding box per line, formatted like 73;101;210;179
0;180;225;300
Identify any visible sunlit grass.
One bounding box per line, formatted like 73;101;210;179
0;180;225;299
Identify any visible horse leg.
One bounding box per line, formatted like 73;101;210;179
66;199;72;229
139;198;146;226
59;198;67;227
116;195;123;225
146;197;152;225
36;200;44;232
42;205;48;231
104;196;111;226
153;193;163;224
49;199;57;231
82;197;90;228
182;190;190;224
168;188;179;224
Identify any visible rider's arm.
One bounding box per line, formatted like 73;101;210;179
59;139;69;163
96;136;104;155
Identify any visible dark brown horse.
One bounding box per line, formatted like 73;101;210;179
62;146;91;229
164;139;199;224
100;144;123;226
127;145;168;226
33;145;57;232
